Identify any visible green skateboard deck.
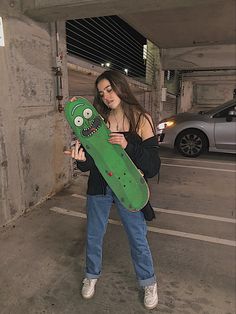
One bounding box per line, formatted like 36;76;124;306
64;97;149;211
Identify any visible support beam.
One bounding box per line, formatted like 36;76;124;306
21;0;224;22
162;44;236;70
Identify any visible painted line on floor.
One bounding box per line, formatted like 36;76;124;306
160;156;236;167
49;206;236;247
153;208;236;223
161;163;236;173
72;194;86;199
71;194;236;224
50;206;121;226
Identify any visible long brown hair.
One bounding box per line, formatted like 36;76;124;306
93;70;154;133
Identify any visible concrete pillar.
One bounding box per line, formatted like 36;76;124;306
179;80;193;112
0;1;71;226
146;41;163;124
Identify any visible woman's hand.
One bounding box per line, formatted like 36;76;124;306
64;140;86;162
108;133;128;149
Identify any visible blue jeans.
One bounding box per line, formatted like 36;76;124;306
85;186;156;287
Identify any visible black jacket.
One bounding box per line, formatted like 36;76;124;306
76;132;161;195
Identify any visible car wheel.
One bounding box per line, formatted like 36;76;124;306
175;129;208;157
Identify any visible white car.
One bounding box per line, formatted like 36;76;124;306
157;99;236;157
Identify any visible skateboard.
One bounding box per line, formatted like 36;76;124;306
64;97;149;211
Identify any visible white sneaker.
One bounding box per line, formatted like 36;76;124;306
144;282;158;310
81;278;98;299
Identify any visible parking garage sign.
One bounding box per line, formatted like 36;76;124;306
0;17;5;47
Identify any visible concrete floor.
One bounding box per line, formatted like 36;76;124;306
0;149;235;314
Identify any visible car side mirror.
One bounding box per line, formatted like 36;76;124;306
226;110;236;122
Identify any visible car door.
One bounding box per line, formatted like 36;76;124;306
213;105;236;151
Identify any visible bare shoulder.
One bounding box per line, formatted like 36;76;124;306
139;113;155;140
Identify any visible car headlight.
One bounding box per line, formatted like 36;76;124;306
157;120;175;130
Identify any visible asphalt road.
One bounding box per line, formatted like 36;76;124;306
147;148;236;313
57;148;236;313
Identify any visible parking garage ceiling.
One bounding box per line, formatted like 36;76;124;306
120;0;236;48
22;0;236;49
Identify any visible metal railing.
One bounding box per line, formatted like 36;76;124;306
66;16;155;83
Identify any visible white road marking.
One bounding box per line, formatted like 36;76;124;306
50;206;121;226
72;194;86;199
153;208;236;223
161;163;236;172
160;156;236;166
50;206;236;247
71;194;236;224
147;226;236;247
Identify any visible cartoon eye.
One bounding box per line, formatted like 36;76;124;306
83;109;93;119
74;116;83;127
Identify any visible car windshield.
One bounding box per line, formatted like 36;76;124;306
203;99;236;115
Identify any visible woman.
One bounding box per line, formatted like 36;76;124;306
67;70;161;310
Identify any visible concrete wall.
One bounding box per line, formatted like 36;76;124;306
0;1;71;226
194;83;235;106
180;71;236;112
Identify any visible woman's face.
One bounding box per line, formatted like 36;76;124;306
97;79;121;110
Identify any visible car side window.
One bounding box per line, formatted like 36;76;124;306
213;105;236;118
